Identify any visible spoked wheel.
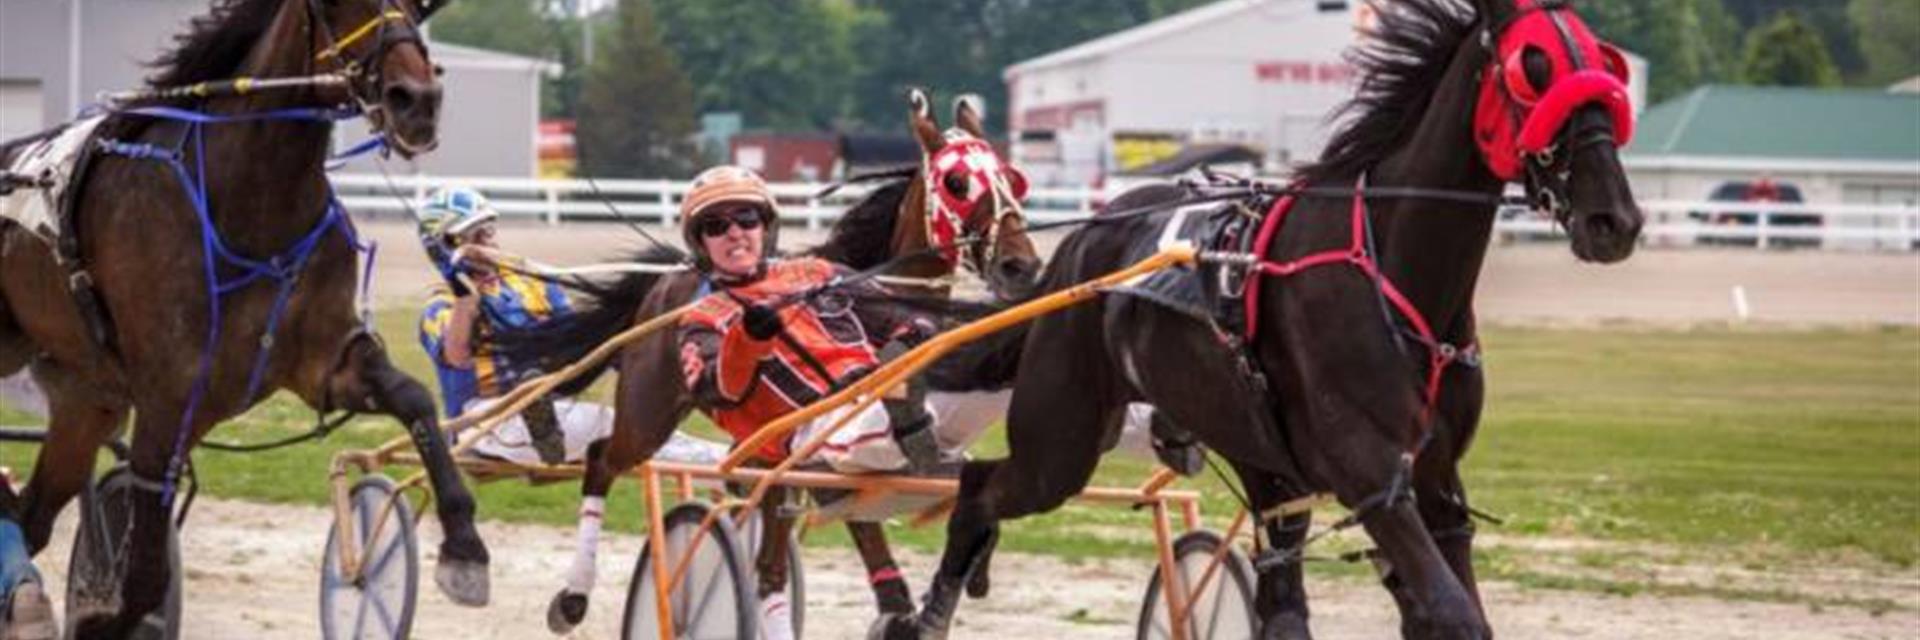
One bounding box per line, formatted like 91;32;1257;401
621;502;756;640
318;475;419;640
65;465;183;640
1136;530;1258;640
734;505;805;638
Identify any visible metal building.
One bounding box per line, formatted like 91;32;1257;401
0;0;556;178
1003;0;1647;187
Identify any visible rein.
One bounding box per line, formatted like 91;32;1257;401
92;105;387;508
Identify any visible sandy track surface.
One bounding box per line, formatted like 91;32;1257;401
24;498;1917;639
352;220;1919;326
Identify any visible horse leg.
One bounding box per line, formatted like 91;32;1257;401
15;363;126;554
1229;463;1315;640
327;335;490;606
67;399;191;639
847;520;914;613
0;286;28;377
1412;365;1488;622
914;318;1121;639
549;335;686;633
546;438;610;634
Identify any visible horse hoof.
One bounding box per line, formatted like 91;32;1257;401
866;612;923;640
964;566;990;599
5;581;58;640
1261;612;1313;640
66;612;117;640
546;590;589;634
435;559;491;607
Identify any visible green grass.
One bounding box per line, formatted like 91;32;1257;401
4;314;1916;596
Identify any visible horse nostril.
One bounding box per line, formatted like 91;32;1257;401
384;85;415;113
384;81;440;118
1583;212;1619;239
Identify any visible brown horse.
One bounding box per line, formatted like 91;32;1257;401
0;0;492;636
907;0;1643;638
509;90;1043;635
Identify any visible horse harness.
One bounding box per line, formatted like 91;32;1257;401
26;0;430;507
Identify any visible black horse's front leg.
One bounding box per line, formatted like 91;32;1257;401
337;338;491;607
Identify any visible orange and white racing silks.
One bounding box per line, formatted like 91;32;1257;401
678;258;935;467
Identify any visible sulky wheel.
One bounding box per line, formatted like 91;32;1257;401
621;502;756;640
65;464;183;640
318;475;419;640
1136;530;1258;640
735;505;805;638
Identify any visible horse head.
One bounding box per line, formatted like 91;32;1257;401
303;0;448;156
1472;0;1642;262
905;88;1043;301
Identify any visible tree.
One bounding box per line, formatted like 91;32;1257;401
427;0;554;58
1850;0;1920;85
652;0;859;131
1740;11;1842;87
576;0;699;178
1581;0;1742;102
845;0;1201;134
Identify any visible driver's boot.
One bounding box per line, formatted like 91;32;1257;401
522;395;568;465
878;342;940;473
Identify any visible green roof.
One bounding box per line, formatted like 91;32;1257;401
1627;85;1920;162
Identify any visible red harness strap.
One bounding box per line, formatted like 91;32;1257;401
1238;180;1476;453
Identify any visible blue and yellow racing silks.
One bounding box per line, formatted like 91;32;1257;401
418;263;573;417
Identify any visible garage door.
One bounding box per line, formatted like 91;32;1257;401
1;80;46;142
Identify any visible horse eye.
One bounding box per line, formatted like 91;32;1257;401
1522;47;1553;95
943;173;970;198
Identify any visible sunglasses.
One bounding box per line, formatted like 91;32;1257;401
698;208;766;238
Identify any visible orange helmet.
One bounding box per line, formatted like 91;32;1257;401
680;165;780;271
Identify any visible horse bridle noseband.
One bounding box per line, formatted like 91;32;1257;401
306;0;431;146
1481;0;1619;226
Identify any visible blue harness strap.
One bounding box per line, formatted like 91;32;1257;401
92;105;375;508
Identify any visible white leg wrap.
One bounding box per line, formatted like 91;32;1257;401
565;496;606;595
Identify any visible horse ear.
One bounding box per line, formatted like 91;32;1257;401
906;88;944;154
952;93;988;139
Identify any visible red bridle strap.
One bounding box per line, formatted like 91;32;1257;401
1239;180;1475;454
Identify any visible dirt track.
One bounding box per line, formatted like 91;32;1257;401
11;223;1915;637
25;498;1918;639
354;220;1920;326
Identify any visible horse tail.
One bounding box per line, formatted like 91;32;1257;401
925;317;1029;392
493;245;684;397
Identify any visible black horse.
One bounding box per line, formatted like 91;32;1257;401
907;0;1642;638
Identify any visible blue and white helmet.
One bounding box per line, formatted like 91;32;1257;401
416;186;499;244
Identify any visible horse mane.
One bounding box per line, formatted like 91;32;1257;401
806;168;917;269
147;0;287;91
1294;0;1478;185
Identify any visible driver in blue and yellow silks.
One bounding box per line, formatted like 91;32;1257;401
415;186;584;465
2;472;56;640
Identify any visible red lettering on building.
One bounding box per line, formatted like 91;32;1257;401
1253;59;1358;85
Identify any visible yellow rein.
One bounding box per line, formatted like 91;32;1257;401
313;9;407;63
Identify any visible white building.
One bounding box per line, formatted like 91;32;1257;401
1003;0;1647;187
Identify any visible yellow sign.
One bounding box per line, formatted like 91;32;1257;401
1113;136;1182;171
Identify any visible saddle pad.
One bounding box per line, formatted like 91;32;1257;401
1106;201;1246;326
0;117;105;245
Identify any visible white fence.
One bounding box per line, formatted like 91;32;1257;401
331;173;1920;251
